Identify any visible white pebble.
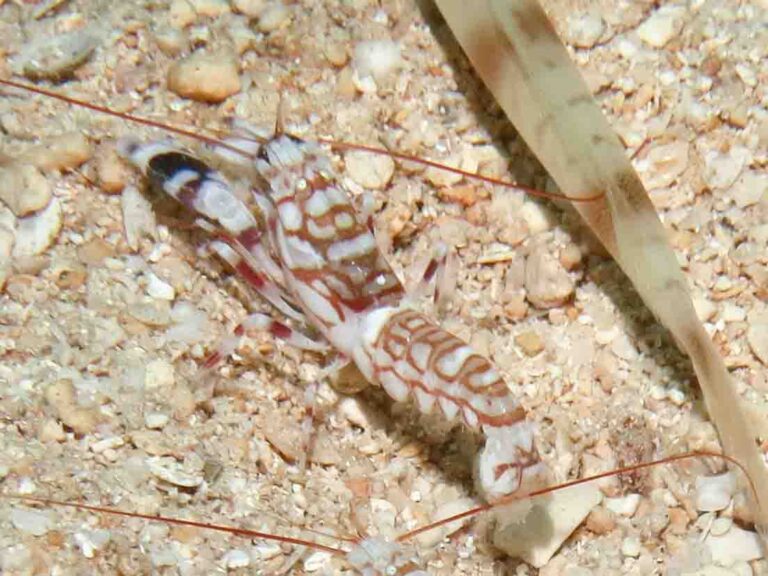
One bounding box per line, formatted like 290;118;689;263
693;296;717;322
520;201;553;234
494;481;602;567
11;198;62;258
637;6;686;48
705;526;763;566
232;0;265;17
146;456;203;488
0;164;51;217
90;436;125;454
254;541;283;560
721;303;745;323
352;40;401;85
732;170;767;209
303;551;332;572
122;185;157;251
414;498;475;548
11;507;53;536
166;302;211;344
748;322;768;365
221;548;250;569
144;359;175;389
605;493;641;517
565;13;605;48
704;147;749;191
338;396;370;429
145;412;170;429
74;530;111;558
146;271;176;300
696;472;736;512
710;517;733;537
621;536;642;558
345;150;395;190
257;2;290;32
18;29;99;80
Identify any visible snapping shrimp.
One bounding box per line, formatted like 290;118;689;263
118;124;548;504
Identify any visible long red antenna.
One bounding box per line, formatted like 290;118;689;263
1;77;602;204
3;493;346;556
0;78;247;157
396;450;754;543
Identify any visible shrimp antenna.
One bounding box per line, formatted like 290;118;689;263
396;450;755;543
0;78;249;159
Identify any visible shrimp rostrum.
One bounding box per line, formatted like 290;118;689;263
118;126;548;509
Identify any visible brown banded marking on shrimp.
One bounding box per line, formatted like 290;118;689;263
1;0;765;573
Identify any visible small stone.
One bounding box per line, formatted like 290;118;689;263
710;517;733;537
525;245;574;309
693;296;717;322
585;506;615;535
190;0;229;18
144;359;175;389
338;396;371;429
721;302;745;323
221;549;250;569
414;498;476;547
0;164;51;216
146;271;176;301
77;237;114;266
231;0;265;17
45;379;103;435
169;0;197;28
345;150;395;190
121;185;157;251
38;418;66;442
559;243;582;270
324;42;348;67
621;536;641;558
705;526;763;566
144;412;170;430
704;147;749;191
154;27;187;56
515;331;544;356
147;456;203;488
637;6;685;48
352;40;401;85
11;508;53;536
644;141;689;190
303;551;332;572
695;472;736;512
127;299;171;327
96;145;130;194
520;201;553;234
18;29;98;80
747;322;768;365
73;530;111;559
167;51;241;102
90;436;125;454
605;493;641;517
257;2;290;32
21;132;92;172
494;481;602;567
11;198;62;258
565;13;605;48
732;170;767;209
438;185;478;207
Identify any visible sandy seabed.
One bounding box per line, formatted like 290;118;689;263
1;0;767;574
